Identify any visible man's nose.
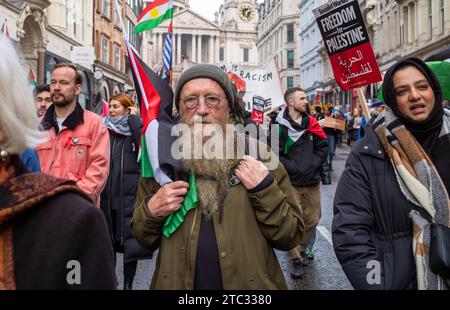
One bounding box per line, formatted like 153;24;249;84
195;99;209;116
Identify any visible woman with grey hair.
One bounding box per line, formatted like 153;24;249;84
0;36;116;289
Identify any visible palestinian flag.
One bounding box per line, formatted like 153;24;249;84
28;66;37;86
276;108;327;154
124;39;198;238
134;0;173;34
101;99;110;118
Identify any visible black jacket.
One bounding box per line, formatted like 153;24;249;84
2;158;116;290
100;115;153;262
14;191;117;289
275;110;328;187
332;124;419;290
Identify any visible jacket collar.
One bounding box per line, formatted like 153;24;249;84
41;103;84;133
277;107;309;131
356;123;386;160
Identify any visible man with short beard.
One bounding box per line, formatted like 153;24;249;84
36;63;110;208
133;64;305;290
274;87;328;278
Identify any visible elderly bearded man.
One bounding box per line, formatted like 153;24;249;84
132;64;304;290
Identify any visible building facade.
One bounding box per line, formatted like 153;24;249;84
145;0;259;86
257;0;299;91
0;0;96;110
93;0;144;110
317;0;450;113
366;0;450;72
298;0;326;103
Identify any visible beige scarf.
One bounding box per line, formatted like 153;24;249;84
374;108;450;290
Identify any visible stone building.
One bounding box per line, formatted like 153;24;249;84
257;0;300;91
0;0;95;109
298;0;326;103
93;0;143;107
145;0;260;86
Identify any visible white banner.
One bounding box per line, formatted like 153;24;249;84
182;60;285;113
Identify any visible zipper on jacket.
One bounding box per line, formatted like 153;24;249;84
120;141;125;245
185;207;199;289
107;137;117;235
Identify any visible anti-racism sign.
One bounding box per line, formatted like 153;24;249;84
313;0;382;90
182;60;284;124
220;61;284;124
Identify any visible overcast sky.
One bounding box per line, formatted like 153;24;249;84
189;0;263;21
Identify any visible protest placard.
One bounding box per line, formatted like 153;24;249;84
313;0;382;91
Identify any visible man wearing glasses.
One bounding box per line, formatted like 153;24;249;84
133;64;304;290
34;84;52;117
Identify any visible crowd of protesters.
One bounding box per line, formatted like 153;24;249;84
0;33;449;290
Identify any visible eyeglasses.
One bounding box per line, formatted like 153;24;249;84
36;98;52;103
180;95;225;109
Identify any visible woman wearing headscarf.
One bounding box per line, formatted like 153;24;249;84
0;36;116;290
100;93;153;290
332;57;450;290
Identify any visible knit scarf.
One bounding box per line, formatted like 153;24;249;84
374;107;450;290
0;171;90;290
103;115;132;136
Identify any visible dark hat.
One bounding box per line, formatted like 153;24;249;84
370;99;384;108
174;64;236;111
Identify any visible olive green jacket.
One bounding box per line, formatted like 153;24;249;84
132;162;304;290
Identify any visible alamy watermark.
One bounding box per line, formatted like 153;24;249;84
366;260;381;285
66;260;81;285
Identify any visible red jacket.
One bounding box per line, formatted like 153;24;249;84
36;104;110;207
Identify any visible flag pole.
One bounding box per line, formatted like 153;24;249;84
356;87;370;120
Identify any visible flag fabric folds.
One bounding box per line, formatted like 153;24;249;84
134;0;173;34
124;39;178;183
101;99;110;118
162;21;173;85
124;38;198;238
1;18;9;38
28;66;37;86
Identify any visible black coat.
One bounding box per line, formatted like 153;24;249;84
100;115;153;263
275;112;328;187
332;124;419;290
14;191;117;289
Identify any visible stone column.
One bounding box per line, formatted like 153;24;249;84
215;36;220;62
208;35;214;63
37;49;45;84
191;34;196;62
197;34;202;63
157;32;163;63
172;33;176;65
177;33;182;65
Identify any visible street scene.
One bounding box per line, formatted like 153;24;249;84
0;0;449;293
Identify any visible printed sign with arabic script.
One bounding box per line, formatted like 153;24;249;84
313;0;382;90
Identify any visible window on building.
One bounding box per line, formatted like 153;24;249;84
440;0;445;34
243;48;249;63
287;77;294;88
114;44;121;70
127;0;141;16
287;50;294;68
219;47;224;61
127;18;142;52
103;0;111;18
114;5;121;26
102;35;109;64
287;24;294;42
428;0;432;39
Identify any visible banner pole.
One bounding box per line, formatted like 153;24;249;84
356;87;370;121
